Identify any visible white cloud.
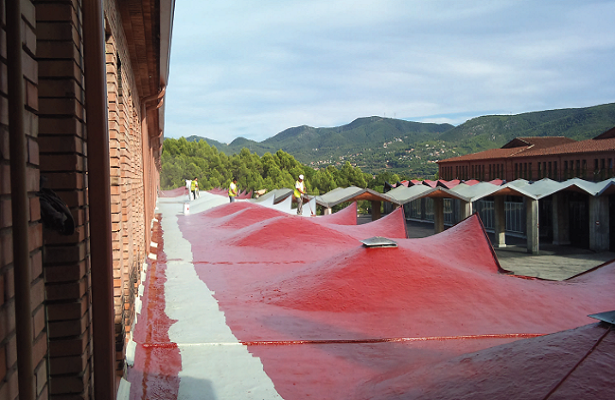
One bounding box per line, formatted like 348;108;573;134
164;0;615;142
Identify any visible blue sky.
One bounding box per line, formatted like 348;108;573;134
164;0;615;143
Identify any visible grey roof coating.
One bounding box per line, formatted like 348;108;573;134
386;185;471;205
254;177;615;211
314;186;393;208
252;188;293;204
517;178;565;200
597;178;615;196
561;178;605;196
449;181;538;202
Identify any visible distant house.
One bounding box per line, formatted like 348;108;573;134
438;128;615;182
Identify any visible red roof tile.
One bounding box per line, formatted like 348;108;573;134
439;135;614;164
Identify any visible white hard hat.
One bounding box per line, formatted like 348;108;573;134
299;174;304;179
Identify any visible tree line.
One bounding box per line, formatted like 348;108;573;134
161;137;410;195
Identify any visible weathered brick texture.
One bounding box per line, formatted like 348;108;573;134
36;0;91;398
3;0;163;398
1;0;47;399
104;23;147;377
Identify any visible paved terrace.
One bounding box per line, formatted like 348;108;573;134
120;193;615;399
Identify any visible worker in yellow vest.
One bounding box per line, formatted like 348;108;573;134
294;174;306;215
228;177;238;203
190;177;198;200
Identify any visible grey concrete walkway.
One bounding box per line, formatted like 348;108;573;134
357;215;615;281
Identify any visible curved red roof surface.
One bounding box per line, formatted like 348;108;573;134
130;199;615;399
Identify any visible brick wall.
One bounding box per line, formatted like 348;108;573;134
104;32;146;376
2;0;163;397
1;0;48;399
36;0;93;398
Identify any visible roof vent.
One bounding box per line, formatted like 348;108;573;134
360;236;398;248
588;310;615;325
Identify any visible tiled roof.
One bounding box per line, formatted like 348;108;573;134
439;135;614;164
515;137;615;158
439;147;525;163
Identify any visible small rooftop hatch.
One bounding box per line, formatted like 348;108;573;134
360;236;398;248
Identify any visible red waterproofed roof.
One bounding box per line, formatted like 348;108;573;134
358;322;615;400
169;203;614;399
133;198;615;399
436;179;461;189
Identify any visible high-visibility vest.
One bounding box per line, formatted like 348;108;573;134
294;180;304;198
229;182;237;197
191;180;197;191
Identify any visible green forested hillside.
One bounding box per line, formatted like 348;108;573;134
160;138;395;197
180;102;615;178
439;103;615;154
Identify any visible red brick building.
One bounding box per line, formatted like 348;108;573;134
1;1;173;399
438;128;615;182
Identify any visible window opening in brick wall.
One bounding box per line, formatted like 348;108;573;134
554;161;557;180
564;160;568;179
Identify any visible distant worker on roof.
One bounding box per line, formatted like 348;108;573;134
190;177;198;200
294;174;307;215
229;177;238;203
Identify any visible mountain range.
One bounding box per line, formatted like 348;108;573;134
184;102;615;177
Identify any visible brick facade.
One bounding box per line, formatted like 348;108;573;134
1;0;48;398
2;0;166;399
439;135;615;182
104;33;147;376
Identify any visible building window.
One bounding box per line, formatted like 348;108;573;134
582;159;587;178
538;162;542;178
528;163;532;181
548;161;552;178
576;160;581;177
553;161;557;181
